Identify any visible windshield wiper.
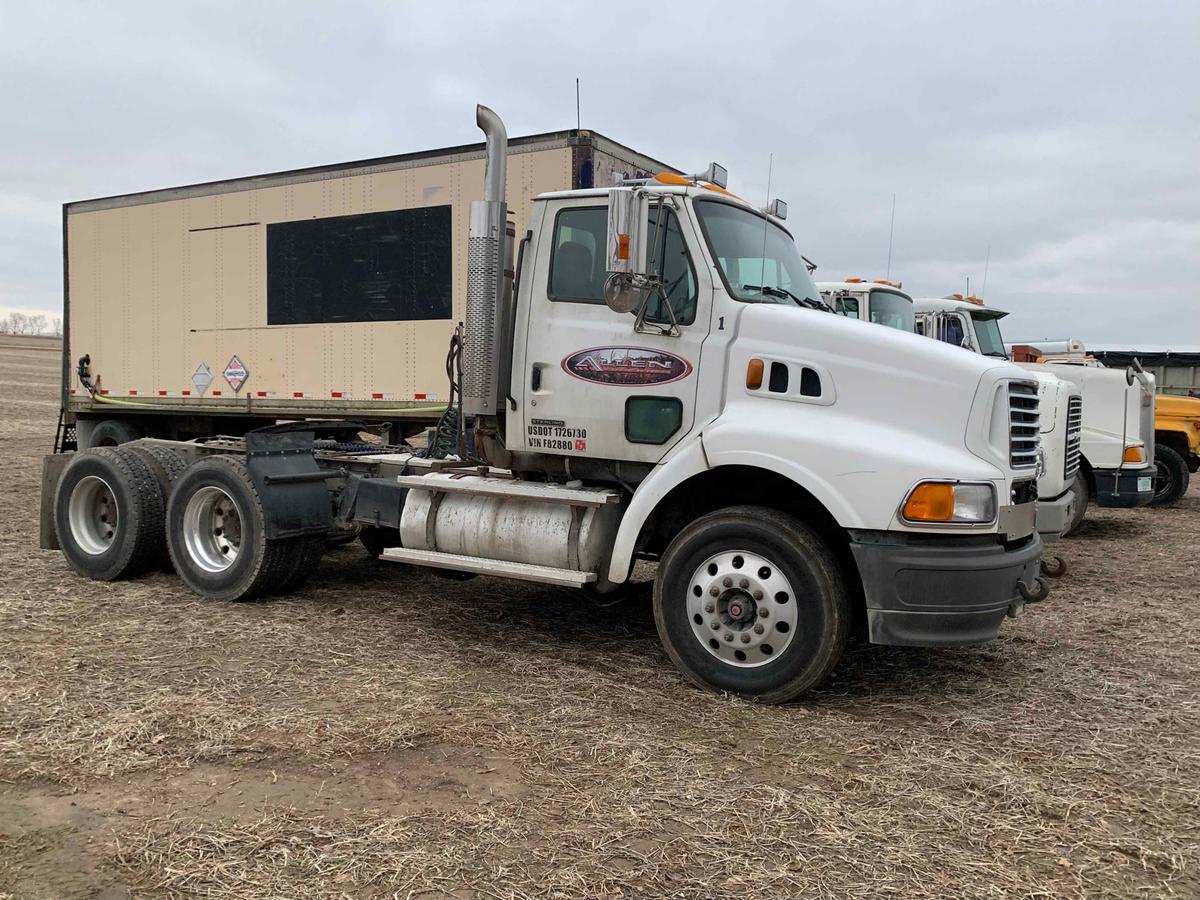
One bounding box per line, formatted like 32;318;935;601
742;284;832;312
982;351;1009;358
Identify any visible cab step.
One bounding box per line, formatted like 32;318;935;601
392;475;619;508
379;547;597;587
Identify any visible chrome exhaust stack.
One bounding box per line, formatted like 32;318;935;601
463;104;511;419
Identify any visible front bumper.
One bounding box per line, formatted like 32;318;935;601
1035;489;1074;543
850;528;1043;647
1093;466;1154;508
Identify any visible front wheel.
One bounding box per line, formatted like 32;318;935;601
653;506;849;704
1062;471;1089;537
1151;445;1189;507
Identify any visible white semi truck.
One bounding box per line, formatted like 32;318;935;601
911;296;1156;527
820;281;1082;554
41;107;1051;703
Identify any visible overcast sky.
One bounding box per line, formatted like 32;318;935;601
2;0;1197;347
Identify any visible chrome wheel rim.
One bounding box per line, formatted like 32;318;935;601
687;550;799;667
183;486;243;573
68;475;118;555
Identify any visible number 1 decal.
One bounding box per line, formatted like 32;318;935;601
718;316;725;331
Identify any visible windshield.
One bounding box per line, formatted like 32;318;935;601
971;313;1008;357
869;290;914;331
693;199;822;307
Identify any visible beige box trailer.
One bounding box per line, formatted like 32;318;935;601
60;129;675;448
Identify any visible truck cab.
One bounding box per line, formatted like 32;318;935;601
908;296;1155;512
819;282;1084;541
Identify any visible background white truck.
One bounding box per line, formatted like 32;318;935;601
820;281;1082;551
910;296;1155;523
43;106;1052;703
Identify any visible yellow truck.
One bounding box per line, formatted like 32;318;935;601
1149;394;1199;504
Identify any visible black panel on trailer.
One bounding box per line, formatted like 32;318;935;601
267;206;453;325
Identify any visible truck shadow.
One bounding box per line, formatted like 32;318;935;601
310;547;1028;708
1064;516;1149;540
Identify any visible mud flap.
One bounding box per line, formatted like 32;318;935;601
244;430;333;539
39;452;75;550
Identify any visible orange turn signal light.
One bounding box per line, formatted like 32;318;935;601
902;483;955;522
746;358;764;390
654;172;691;186
616;233;630;260
1123;446;1144;463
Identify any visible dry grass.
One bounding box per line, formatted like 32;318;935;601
1;338;1198;898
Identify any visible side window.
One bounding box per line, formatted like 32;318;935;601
937;315;966;347
835;296;859;319
643;209;697;326
549;207;607;302
625;396;683;444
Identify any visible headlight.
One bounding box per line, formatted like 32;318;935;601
901;482;997;525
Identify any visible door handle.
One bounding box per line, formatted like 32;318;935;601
531;364;543;392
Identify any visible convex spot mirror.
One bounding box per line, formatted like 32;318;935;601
604;187;650;314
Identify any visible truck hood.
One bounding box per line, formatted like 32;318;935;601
1027;361;1154;451
732;305;1033;475
1156;394;1200;421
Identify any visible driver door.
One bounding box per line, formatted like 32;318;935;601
514;197;710;463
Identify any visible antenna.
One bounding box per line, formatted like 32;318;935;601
886;193;896;280
759;153;774;289
575;78;581;131
965;275;970;296
981;244;991;298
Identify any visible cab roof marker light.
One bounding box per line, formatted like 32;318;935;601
760;198;787;220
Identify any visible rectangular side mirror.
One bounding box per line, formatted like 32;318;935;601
606;188;649;275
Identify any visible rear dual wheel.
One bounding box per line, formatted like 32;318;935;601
166;455;323;601
653;506;849;704
54;448;165;581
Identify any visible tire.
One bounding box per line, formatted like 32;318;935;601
123;445;187;570
166;455;305;601
653;505;849;704
87;419;144;448
54;447;165;581
277;534;325;593
1062;471;1089;537
360;526;401;558
1151;445;1189;507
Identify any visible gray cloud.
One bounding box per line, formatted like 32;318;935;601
2;0;1197;346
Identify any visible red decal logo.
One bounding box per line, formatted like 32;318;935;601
561;346;693;386
575;439;587;451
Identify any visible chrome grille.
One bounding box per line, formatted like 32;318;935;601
1008;381;1040;470
1064;396;1083;479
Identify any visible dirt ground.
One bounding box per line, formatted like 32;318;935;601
1;337;1196;899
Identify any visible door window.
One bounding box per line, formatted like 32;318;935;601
549;207;607;302
548;204;696;325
